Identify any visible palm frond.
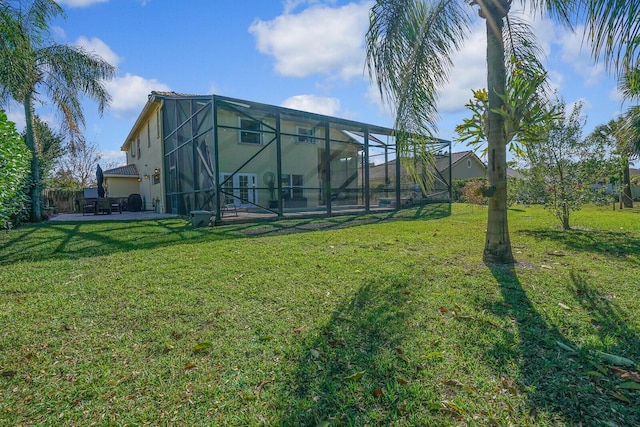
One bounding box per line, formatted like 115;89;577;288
586;0;640;72
618;66;640;101
620;105;640;155
524;0;578;29
367;0;470;137
36;43;115;138
366;0;471;191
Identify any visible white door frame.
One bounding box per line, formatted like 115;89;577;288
220;173;257;207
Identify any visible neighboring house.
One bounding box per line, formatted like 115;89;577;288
106;92;451;219
630;167;640;201
369;150;486;189
103;164;140;202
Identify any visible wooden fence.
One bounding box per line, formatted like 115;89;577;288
41;189;83;213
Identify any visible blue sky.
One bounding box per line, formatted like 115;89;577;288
5;0;633;166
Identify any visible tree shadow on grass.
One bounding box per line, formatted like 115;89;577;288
0;204;450;266
518;228;640;266
486;263;639;426
0;219;237;265
271;274;441;426
229;203;451;238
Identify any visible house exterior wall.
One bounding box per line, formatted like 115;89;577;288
104;177;139;198
122;102;164;211
119;93;449;218
446;156;486;180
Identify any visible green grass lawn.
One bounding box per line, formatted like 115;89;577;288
1;204;639;426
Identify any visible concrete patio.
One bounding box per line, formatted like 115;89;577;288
48;211;180;222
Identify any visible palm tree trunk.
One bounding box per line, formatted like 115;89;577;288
23;91;42;222
483;4;513;263
622;161;633;208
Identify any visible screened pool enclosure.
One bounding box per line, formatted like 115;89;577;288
160;94;451;222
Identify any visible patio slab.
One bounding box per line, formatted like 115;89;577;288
48;211;181;222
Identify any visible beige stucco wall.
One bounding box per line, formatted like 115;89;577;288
446;156;486;180
104;177;140;199
124;103;165;212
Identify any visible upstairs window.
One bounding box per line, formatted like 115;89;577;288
296;126;314;143
239;118;262;144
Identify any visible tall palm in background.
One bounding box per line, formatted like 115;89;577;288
0;0;115;222
366;0;639;263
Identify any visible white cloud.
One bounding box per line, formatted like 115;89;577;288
5;102;26;131
609;86;624;103
104;73;170;116
51;26;66;41
281;94;342;116
438;24;487;114
99;149;126;165
249;1;372;80
364;82;395;118
75;36;122;67
58;0;108;8
557;25;605;87
546;70;565;93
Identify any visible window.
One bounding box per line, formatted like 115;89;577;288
296;126;314;143
137;137;141;158
467;158;472;168
130;140;136;158
147;123;151;147
282;174;304;199
239;118;262;144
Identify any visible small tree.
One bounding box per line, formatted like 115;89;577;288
526;100;619;229
0;110;31;228
51;137;102;190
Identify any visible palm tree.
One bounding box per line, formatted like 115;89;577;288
0;0;115;221
366;0;640;263
366;0;576;263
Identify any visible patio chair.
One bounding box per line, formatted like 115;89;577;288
82;198;97;215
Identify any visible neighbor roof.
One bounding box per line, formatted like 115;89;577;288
104;164;139;176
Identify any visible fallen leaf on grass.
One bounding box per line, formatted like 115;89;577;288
310;349;321;358
328;339;345;347
193;342;212;352
438;307;449;314
184;362;197;370
558;303;571;310
424;351;444;361
258;335;274;342
547;251;567;257
444;379;463;387
372;387;383;398
594;351;635;367
618;381;640;390
612;391;630;403
396;377;408;386
256;378;274;397
609;367;640;382
293;326;304;334
1;370;17;378
345;371;364;382
556;341;576;353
